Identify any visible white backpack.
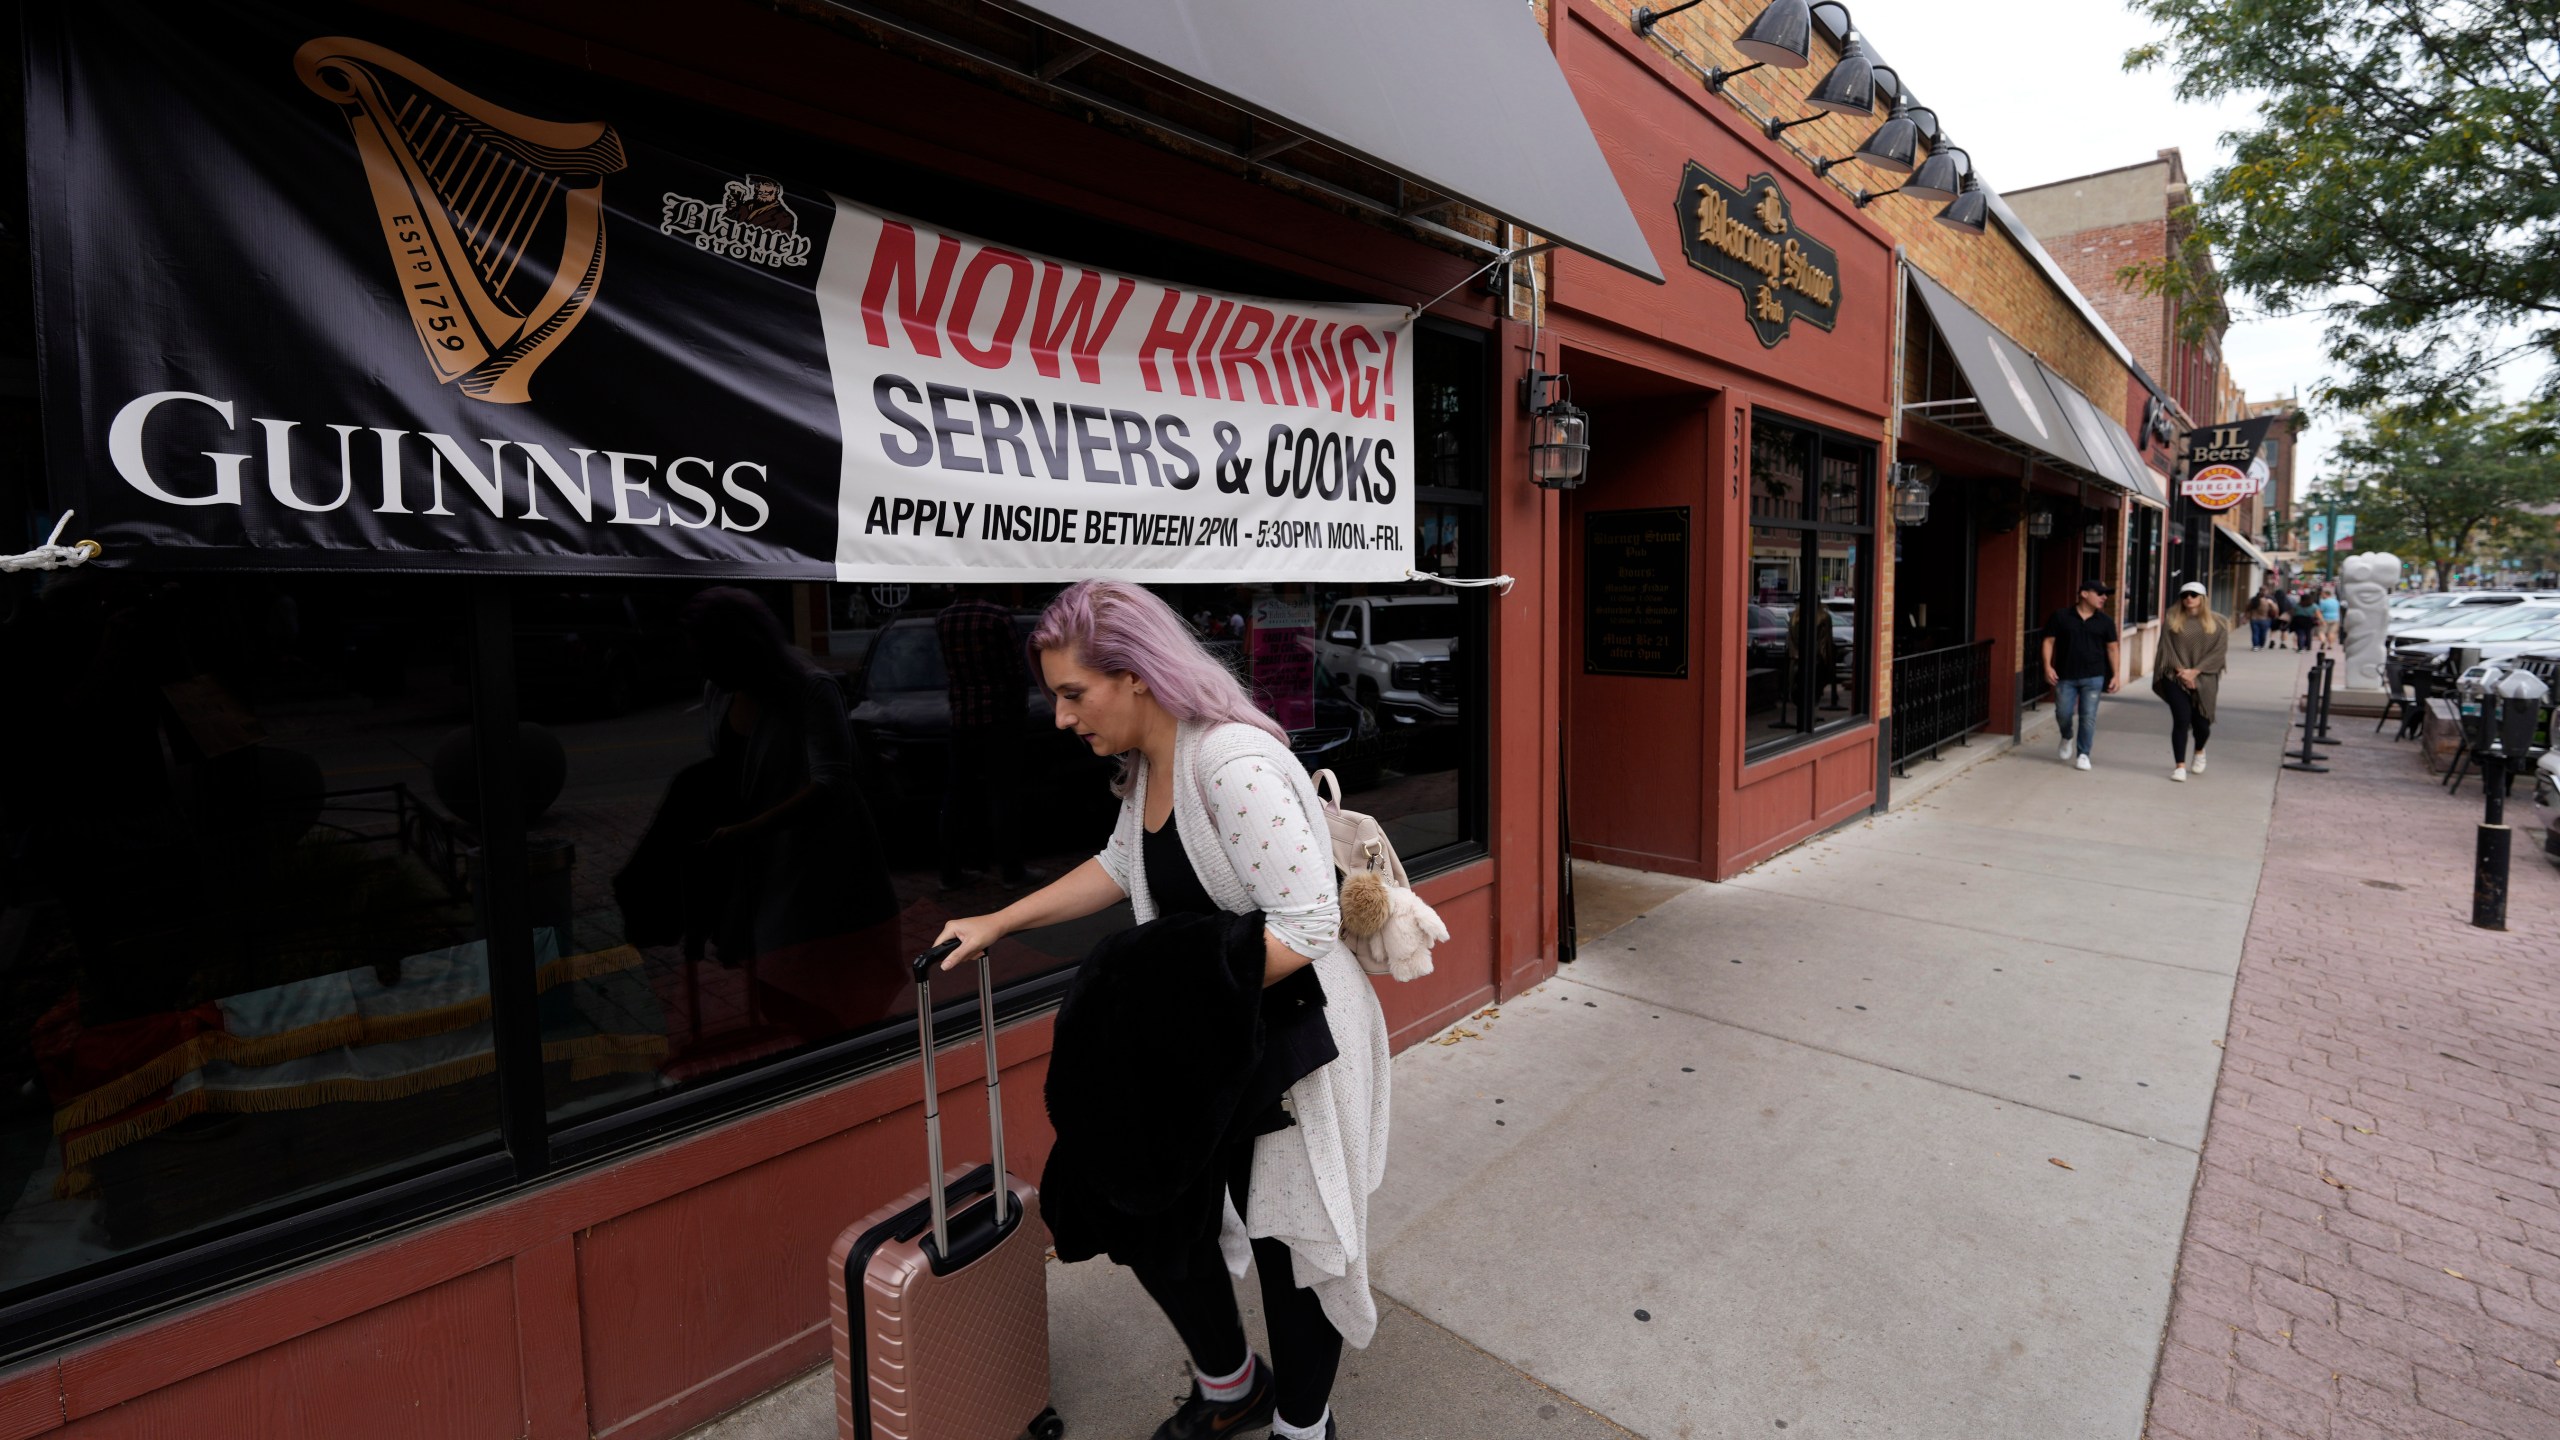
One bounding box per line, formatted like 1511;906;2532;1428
1310;769;1440;980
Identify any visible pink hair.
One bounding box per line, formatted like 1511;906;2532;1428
1030;581;1287;789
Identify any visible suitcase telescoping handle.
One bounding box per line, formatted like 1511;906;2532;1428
909;938;1009;1261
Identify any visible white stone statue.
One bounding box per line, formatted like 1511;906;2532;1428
2339;551;2402;690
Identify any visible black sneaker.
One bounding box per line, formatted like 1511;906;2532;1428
1149;1356;1275;1439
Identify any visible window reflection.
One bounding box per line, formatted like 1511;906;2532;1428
1751;419;1811;521
0;575;499;1294
1746;527;1804;734
1745;413;1875;756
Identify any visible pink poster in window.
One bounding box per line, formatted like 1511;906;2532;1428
1249;598;1316;731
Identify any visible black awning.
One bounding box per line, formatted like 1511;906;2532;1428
2047;373;2156;501
993;0;1663;282
1904;268;2144;496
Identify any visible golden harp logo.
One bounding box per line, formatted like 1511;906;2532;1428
295;38;627;404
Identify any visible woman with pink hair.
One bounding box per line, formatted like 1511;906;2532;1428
936;580;1388;1440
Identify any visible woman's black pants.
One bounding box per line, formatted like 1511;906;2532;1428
2164;682;2212;763
1128;1137;1343;1428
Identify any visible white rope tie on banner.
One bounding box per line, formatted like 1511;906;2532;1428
1405;568;1515;595
0;512;101;574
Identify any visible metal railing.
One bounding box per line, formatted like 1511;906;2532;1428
1891;639;1996;776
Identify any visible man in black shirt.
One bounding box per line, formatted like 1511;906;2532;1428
2041;580;2122;770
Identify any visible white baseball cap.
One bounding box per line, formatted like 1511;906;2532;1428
2179;581;2209;596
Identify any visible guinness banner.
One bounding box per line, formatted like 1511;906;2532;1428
26;1;1415;582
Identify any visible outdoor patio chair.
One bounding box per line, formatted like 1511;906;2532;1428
2375;659;2415;736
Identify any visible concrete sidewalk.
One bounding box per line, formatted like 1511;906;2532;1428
685;648;2298;1440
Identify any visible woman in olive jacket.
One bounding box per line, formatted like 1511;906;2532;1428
2153;581;2230;782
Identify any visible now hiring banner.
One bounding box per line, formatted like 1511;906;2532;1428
29;0;1415;584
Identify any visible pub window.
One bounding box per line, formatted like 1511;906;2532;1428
2125;506;2164;624
1;574;508;1329
1743;410;1873;756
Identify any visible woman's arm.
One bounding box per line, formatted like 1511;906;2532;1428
1204;754;1338;986
935;856;1127;968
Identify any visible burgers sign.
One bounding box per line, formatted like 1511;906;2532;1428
2181;463;2255;511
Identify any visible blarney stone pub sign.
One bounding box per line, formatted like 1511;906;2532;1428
1676;162;1840;348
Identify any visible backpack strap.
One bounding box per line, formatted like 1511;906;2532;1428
1310;767;1344;814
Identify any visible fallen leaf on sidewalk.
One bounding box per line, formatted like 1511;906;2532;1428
2048;1158;2074;1170
2444;1268;2466;1279
1433;1027;1480;1046
2319;1173;2349;1190
1471;1006;1501;1021
2353;1125;2375;1135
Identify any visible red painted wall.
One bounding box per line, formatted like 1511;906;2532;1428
1542;0;1896;880
1564;395;1712;873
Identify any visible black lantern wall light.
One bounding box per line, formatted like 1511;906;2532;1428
1525;369;1590;490
1634;0;1996;236
1890;462;1936;525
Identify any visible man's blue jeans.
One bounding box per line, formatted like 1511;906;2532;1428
2054;675;2105;756
2250;618;2270;649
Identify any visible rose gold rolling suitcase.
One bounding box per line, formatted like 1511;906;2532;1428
828;940;1061;1440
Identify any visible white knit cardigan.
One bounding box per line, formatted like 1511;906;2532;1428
1092;718;1393;1347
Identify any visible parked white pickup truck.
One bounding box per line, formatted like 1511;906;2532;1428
1311;595;1460;728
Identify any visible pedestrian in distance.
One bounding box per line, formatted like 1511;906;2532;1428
2154;581;2229;783
2248;592;2276;651
2041;579;2122;770
2316;584;2342;651
2287;588;2317;651
934;580;1387;1440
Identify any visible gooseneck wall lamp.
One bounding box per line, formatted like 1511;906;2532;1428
1857;143;1966;207
1851;95;1932;173
2027;505;2057;540
1632;0;1994;242
1524;370;1592;490
1933;173;1992;234
1765;33;1879;138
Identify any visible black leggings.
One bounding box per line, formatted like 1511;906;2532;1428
1128;1139;1343;1428
2164;682;2213;762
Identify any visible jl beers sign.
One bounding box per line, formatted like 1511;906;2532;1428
1677;163;1840;348
2178;417;2276;513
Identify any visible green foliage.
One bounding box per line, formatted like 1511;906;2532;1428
2323;398;2560;588
2123;0;2560;413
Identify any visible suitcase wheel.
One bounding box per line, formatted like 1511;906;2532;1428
1025;1408;1065;1440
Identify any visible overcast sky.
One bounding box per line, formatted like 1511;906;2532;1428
1844;0;2345;482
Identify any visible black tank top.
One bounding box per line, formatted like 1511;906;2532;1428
1143;813;1218;917
1143;810;1335;1135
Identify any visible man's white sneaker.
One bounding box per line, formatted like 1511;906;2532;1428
2170;765;2188;782
2191;750;2208;774
2074;754;2092;771
2059;737;2077;761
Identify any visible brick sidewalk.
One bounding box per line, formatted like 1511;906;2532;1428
2146;665;2560;1439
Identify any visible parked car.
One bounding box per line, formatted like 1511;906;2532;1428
1288;663;1384;791
2389;597;2560;651
2387;590;2534;633
845;615;1109;817
1312;595;1460;728
2395;615;2560;672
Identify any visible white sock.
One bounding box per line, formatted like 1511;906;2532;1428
1272;1406;1331;1439
1196;1354;1255;1404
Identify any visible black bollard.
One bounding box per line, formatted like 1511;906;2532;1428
2472;689;2509;929
2309;656;2342;746
2284;657;2331;773
2470;681;2544;930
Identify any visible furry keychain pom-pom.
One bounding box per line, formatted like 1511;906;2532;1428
1340;869;1391;938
